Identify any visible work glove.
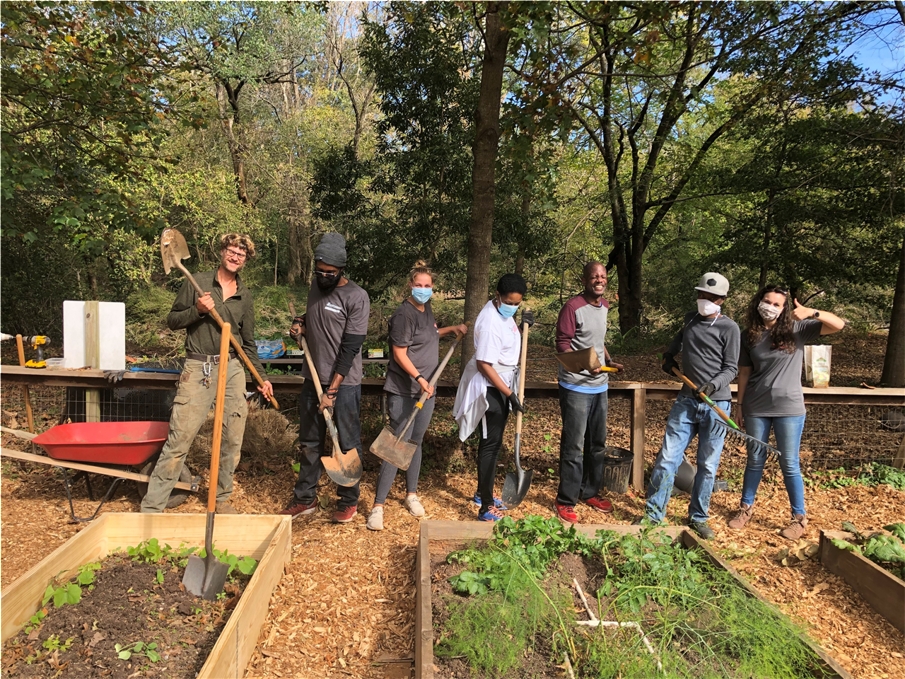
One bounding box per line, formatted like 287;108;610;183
289;315;306;342
507;391;524;413
698;382;716;397
521;309;535;329
104;370;126;384
661;352;678;376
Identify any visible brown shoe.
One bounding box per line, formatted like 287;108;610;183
216;502;239;514
727;503;754;530
780;514;808;540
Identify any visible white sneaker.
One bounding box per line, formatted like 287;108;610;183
366;506;384;531
404;494;425;517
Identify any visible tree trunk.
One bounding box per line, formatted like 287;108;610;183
881;232;905;387
461;2;511;370
216;82;249;205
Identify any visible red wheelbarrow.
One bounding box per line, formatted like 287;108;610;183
1;421;199;522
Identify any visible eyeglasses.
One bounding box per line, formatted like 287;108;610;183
224;248;247;261
315;269;340;280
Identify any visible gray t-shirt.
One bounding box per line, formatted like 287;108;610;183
667;311;740;401
384;300;440;397
739;319;823;417
303;280;370;387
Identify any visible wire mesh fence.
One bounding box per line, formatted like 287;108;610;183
1;382;902;471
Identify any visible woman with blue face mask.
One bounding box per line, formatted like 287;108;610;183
453;273;533;521
368;261;468;531
728;285;845;540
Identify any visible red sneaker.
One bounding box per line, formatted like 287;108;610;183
332;505;358;524
279;497;318;519
555;503;579;524
584;496;614;514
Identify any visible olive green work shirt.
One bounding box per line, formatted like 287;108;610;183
166;270;265;376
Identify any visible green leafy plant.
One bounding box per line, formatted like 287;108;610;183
831;522;905;580
816;463;905;491
115;640;160;662
42;634;74;653
125;539;197;567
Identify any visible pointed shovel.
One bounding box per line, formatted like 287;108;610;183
182;323;231;600
160;228;279;410
299;336;362;487
370;327;467;470
501;318;534;508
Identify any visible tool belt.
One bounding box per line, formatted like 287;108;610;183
186;351;237;364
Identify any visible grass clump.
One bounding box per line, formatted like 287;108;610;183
436;516;833;678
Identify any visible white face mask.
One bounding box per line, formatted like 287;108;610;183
758;301;782;321
697;299;721;317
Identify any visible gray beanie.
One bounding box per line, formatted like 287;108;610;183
314;232;347;267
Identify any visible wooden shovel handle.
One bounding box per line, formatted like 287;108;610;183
207;324;231;513
298;336;343;452
671;367;738;429
175;260;279;410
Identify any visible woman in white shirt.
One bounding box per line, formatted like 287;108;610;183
453;274;532;521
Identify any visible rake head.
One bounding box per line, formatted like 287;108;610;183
710;419;783;460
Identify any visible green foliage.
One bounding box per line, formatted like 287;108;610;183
815;463;905;491
42;635;74;654
832;522;905;580
115;640;161;663
39;561;101;612
440;517;829;678
126;539;197;568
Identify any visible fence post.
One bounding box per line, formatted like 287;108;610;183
630;386;646;492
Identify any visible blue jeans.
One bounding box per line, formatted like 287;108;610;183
291;379;362;508
741;414;807;516
645;395;730;524
556;387;608;506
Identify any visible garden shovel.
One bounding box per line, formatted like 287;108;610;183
370;327;467;470
183;323;231;600
159;227;279;410
501;318;534;508
299;336;362;487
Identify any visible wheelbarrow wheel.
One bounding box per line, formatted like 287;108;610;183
136;454;193;509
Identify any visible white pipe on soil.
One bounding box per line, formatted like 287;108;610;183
572;579;664;674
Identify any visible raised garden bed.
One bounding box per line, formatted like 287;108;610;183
819;529;905;634
1;513;291;678
417;519;851;679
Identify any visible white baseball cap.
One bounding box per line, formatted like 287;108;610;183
694;272;729;297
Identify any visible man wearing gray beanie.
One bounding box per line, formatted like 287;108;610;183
282;232;370;523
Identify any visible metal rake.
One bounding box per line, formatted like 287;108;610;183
671;368;783;460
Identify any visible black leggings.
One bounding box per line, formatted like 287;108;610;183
477;387;510;515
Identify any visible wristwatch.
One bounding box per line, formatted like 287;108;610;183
811;311;820;319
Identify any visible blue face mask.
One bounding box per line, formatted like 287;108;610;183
411;287;433;304
497;302;519;319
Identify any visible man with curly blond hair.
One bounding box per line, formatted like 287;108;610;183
141;234;273;514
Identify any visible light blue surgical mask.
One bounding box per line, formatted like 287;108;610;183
498;302;519;319
411;287;433;304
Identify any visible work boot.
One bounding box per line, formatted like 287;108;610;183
366;506;384;531
780;514;808;540
688;520;715;540
216;502;238;515
727;503;754;530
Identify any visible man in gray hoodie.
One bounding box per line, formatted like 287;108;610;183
640;272;740;539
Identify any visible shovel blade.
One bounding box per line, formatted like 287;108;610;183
322;446;362;487
182;553;229;600
160;228;191;275
501;468;534;508
369;426;417;471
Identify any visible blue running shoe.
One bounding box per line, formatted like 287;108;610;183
472;494;507;510
478;508;503;522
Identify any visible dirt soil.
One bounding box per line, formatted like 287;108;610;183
2;331;903;679
1;554;244;678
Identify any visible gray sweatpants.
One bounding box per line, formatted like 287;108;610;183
373;393;435;504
